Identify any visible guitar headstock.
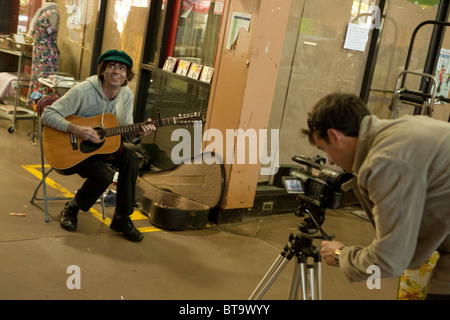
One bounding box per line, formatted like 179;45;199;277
177;112;204;126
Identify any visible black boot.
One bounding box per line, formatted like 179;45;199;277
110;215;144;242
60;202;79;231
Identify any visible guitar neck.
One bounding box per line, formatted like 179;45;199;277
103;116;199;137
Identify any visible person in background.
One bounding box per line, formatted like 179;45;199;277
28;0;60;106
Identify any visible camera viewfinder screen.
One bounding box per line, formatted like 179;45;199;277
283;177;305;194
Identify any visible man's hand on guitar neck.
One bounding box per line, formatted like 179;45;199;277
68;123;102;143
137;118;156;137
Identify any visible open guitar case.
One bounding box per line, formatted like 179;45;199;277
136;152;225;230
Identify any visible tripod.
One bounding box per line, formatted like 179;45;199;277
249;208;333;300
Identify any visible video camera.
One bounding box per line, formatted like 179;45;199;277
277;155;353;236
283;155;353;209
251;155;353;300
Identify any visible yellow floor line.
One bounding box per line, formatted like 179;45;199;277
22;164;162;233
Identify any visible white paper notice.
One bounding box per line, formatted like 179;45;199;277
226;12;252;49
13;34;25;44
214;0;225;15
343;23;370;52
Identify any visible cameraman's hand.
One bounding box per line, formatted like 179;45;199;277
321;240;345;266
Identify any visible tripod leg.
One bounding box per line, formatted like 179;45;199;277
307;264;315;300
249;254;289;300
316;261;322;300
288;261;302;300
300;262;307;300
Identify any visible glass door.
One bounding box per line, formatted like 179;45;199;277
135;0;226;169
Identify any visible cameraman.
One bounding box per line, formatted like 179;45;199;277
302;93;450;300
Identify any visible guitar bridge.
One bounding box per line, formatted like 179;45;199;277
70;134;79;151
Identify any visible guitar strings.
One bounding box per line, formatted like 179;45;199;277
101;98;107;129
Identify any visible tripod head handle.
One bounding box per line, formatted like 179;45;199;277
303;208;335;241
317;233;335;241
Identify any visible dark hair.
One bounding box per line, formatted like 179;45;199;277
302;93;371;144
97;60;135;86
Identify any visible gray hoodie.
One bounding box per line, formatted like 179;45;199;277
41;75;137;142
341;115;450;295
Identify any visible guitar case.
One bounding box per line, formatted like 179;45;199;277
136;152;225;230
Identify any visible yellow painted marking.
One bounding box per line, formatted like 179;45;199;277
136;226;164;233
130;211;148;220
22;164;74;198
22;164;162;233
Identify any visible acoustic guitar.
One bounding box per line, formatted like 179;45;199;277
42;112;203;175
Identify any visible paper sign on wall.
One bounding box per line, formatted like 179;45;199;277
226;12;252;49
214;0;225;15
435;48;450;98
343;23;370;52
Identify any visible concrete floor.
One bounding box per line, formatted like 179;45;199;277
0;116;399;300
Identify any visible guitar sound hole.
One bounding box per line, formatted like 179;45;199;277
80;140;105;153
80;127;105;153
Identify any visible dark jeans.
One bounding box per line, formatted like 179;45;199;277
74;146;139;218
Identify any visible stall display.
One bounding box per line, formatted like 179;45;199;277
0;46;33;133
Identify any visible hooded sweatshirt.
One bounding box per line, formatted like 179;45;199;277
340;115;450;295
41;75;137;143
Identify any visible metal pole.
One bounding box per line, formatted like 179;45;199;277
359;0;388;103
416;1;450;114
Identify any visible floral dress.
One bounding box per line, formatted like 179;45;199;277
28;8;60;107
397;251;440;300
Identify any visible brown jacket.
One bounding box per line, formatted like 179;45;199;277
340;115;450;295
